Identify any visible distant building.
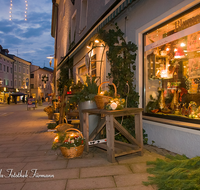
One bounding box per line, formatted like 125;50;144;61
0;45;14;103
30;65;54;100
8;54;31;96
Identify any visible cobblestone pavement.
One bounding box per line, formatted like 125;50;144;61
0;103;175;190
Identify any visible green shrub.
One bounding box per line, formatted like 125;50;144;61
47;123;57;129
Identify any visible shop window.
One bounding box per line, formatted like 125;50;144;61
144;5;200;122
78;54;96;81
79;0;87;32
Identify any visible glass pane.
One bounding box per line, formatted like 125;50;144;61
144;5;200;120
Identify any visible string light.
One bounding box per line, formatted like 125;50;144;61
25;0;28;21
9;0;28;21
9;0;12;21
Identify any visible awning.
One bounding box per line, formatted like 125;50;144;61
10;92;27;96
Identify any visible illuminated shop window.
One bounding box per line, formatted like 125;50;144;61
144;5;200;121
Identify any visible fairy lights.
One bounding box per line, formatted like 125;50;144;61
25;0;28;21
9;0;12;21
9;1;28;21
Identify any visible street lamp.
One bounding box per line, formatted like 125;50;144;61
47;56;54;67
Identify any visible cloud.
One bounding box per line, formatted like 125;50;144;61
0;0;54;68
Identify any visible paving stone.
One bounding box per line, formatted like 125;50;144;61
114;173;151;187
67;157;117;169
25;168;79;182
80;165;132;178
130;163;152;173
96;185;155;190
66;177;116;189
4;145;39;152
9;150;46;157
0;183;24;190
37;144;53;150
22;179;67;190
116;150;164;164
0;152;12;158
23;155;58;162
23;160;67;170
0;162;26;171
0;157;25;163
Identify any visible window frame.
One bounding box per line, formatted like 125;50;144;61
142;3;200;124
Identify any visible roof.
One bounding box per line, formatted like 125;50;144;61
30;66;54;73
8;54;31;64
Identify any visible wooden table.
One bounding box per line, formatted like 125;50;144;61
82;108;143;162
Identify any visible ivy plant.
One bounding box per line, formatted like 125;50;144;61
98;23;148;143
57;58;73;95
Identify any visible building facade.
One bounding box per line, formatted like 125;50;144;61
9;55;31;96
30;65;53;100
51;0;200;158
0;46;14;103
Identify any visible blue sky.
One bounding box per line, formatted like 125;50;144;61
0;0;54;68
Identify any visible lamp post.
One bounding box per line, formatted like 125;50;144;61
42;75;48;99
47;55;56;98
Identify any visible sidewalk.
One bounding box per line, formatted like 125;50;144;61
0;103;169;190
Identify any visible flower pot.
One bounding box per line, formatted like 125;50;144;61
48;113;54;120
79;101;100;135
54;113;60;122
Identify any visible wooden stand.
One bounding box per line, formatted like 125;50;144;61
82;108;143;163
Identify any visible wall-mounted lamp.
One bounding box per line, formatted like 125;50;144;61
46;56;54;67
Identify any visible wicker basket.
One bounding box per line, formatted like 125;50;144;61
94;81;117;109
60;128;84;158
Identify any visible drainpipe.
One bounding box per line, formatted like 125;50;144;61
52;0;58;98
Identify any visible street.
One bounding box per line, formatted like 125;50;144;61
0;103;163;190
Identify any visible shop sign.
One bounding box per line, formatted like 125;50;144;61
175;14;200;32
27;98;36;108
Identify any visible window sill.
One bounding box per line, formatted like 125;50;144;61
143;115;200;130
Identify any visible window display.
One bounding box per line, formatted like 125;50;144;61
144;5;200;121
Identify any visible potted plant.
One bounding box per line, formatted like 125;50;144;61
44;106;54;119
52;128;85;158
68;76;99;134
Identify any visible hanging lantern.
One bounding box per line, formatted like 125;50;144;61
174;47;185;59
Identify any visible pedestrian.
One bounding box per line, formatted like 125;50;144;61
7;96;10;104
